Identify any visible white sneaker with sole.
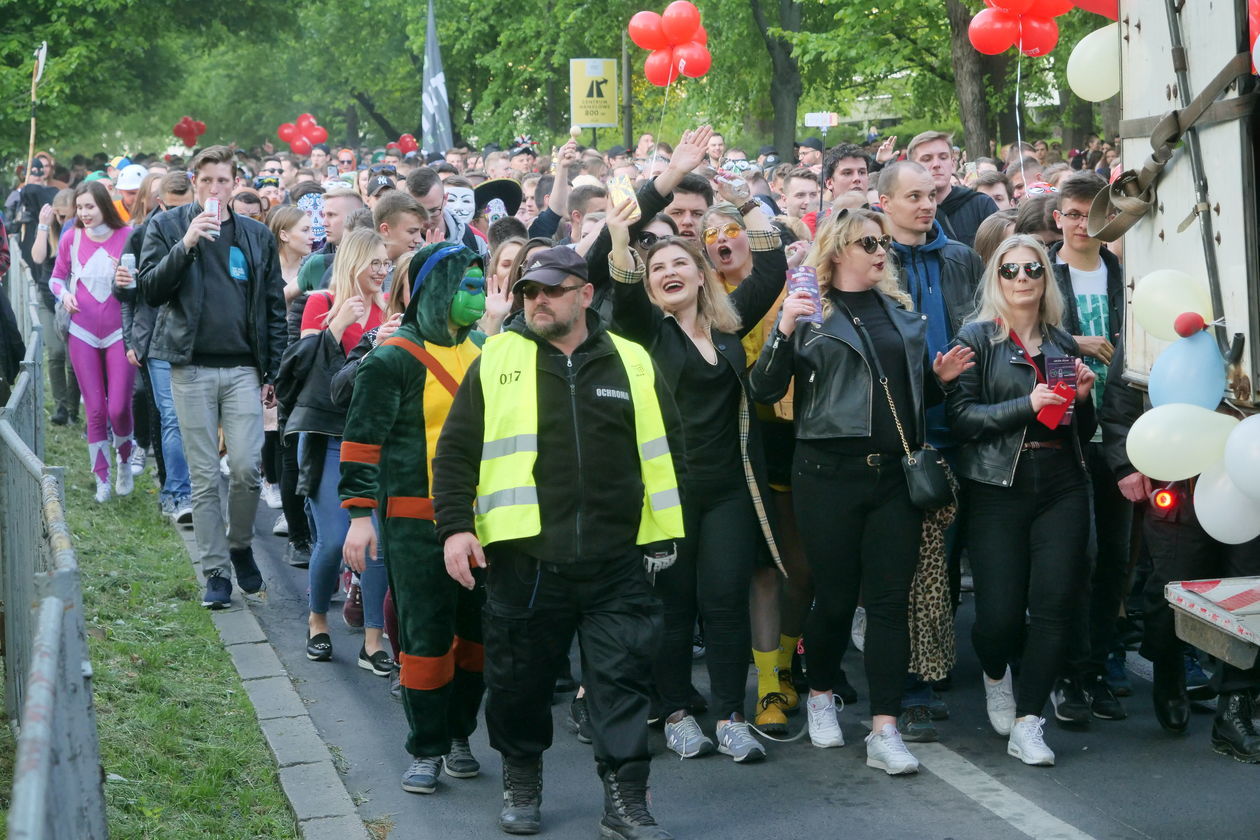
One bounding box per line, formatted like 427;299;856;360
806;693;844;748
261;482;283;509
865;723;920;775
272;512;289;537
94;477;112;504
115;453;133;496
1008;716;1055;766
984;667;1017;736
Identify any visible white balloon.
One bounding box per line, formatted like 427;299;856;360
1067;23;1121;103
1126;403;1237;481
1194;461;1260;545
1131;269;1214;342
1224;415;1260;500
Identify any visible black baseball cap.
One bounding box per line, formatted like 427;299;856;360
799;137;824;152
758;144;778;156
367;175;396;197
513;246;589;292
606;145;629;158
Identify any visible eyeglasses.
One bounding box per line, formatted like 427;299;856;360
520;283;585;300
1056;210;1088;223
260;167;283;175
636;231;662;249
702;222;743;245
998;261;1045;280
366;260;390;274
855;235;891;254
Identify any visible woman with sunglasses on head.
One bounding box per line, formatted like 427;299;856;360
748;208;974;775
281;228;391;671
607;178;788;765
946;234;1096;767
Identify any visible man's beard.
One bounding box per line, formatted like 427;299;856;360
527;307;580;340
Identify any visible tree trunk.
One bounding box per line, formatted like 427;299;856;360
1061;92;1094;159
343;104;360;149
751;0;803;159
945;0;991;160
351;91;402;141
1099;97;1121;145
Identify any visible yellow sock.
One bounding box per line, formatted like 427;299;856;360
753;649;779;699
778;634;800;674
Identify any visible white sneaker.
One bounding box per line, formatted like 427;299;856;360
984;667;1017;736
272;512;289;537
851;606;867;653
261;482;283;509
219;454;230;477
806;693;845;748
115;454;134;496
129;447;147;475
865;723;920;775
94;477;112;504
1008;716;1055;766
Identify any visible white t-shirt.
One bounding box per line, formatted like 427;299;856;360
1058;254;1110;420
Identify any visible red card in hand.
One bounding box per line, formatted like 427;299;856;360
1036;381;1076;429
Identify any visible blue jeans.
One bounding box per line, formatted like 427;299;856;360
147;358;190;502
300;434;386;627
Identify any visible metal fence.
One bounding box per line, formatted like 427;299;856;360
2;240;108;839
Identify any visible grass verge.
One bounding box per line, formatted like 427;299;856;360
44;419;299;839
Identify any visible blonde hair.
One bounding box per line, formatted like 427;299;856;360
807;208;912;316
386;251;416;320
700;202;746;283
323;228;387;327
644;237;741;335
971;234;1065;343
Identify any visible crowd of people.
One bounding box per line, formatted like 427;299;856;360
4;121;1257;840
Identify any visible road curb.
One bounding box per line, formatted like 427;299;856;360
175;526;369;840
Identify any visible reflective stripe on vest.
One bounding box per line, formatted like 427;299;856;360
474;331;684;546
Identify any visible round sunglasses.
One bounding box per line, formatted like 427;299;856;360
855;234;891;254
998;261;1045;280
702;222;744;245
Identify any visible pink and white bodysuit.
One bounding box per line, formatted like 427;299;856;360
49;226;136;485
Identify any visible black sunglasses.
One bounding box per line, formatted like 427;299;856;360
337;158;355;165
637;231;662;249
520;283;585;300
370;164;397;174
856;234;891;254
998;261;1045;280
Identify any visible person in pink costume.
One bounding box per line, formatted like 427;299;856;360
49;180;135;501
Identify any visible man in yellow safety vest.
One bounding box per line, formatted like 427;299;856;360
433;246;685;840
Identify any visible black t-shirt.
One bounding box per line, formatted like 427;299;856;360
818;288;914;456
17;184;58;268
1025;353;1071;443
192;213;253;367
674;336;742;482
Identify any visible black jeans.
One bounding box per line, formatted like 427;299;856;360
967;448;1090;718
793;447;923;718
1065;442;1133;678
653;477;759;720
279;432;310;544
482;550;662;770
1141;506;1260;692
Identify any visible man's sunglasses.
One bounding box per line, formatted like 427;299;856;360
259;167;283;175
998;261;1045;280
520;283;585;300
702;222;743;245
855;235;891;254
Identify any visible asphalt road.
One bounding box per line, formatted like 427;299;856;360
243;505;1260;840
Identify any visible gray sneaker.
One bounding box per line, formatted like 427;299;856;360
663;713;715;759
444;738;480;778
402;756;444;794
716;720;766;763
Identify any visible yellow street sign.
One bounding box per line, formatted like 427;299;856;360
570;58;618;128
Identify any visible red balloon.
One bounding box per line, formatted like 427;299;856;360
990;0;1035;13
644;47;679;86
1020;16;1059;56
1071;0;1118;19
305;124;329;144
661;0;701;45
1175;312;1208;337
1027;0;1073;15
675;41;711;77
694;23;707;45
290;136;313;156
969;8;1020;54
182;136;196;149
297;113;316;128
193;120;206;135
628;11;670;50
399;133;419;153
278;122;298;142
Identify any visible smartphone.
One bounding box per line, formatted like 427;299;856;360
1046;356;1078;423
607;175;641;222
326;165;338;177
786;266;823;325
1036;381;1076;429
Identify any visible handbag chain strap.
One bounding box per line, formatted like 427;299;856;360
835;299;915;463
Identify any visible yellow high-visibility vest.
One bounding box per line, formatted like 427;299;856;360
474;330;684;546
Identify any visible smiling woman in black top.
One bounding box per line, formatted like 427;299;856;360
749;208;973;776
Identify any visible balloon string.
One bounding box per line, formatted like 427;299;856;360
647;59;681;177
1015;33;1026;193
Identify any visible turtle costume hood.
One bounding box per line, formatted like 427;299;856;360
403;242;485;346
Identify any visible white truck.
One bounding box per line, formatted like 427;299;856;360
1110;0;1260;669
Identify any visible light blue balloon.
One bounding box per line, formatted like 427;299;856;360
1149;330;1226;409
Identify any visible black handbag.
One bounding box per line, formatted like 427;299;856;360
839;300;956;511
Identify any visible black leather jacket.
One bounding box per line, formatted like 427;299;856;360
138;203;286;383
947;320;1097;487
749;292;935;444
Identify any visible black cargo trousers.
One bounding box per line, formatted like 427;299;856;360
482;546;663;772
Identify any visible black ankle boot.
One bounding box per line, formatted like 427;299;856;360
499;757;542;835
50;405;68;426
1152;658;1189;734
1212;691;1260;763
599;760;672;840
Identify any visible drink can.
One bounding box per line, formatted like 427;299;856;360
787;266;823;325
